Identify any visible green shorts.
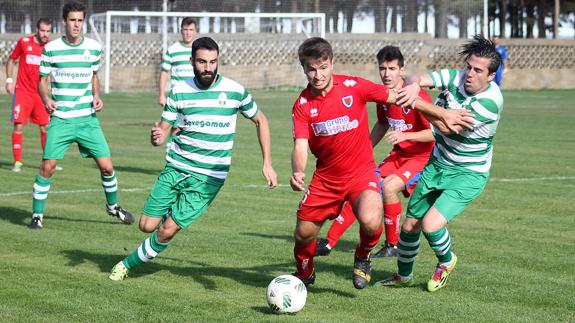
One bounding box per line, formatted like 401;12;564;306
143;167;223;229
406;160;488;222
43;116;111;160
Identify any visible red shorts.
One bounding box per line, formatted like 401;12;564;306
11;90;49;125
378;150;430;198
296;171;381;222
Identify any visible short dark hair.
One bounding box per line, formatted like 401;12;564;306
460;34;502;74
36;18;52;29
192;37;219;58
297;37;333;66
376;46;404;67
181;17;197;29
62;1;86;20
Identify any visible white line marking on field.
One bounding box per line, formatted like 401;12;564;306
1;177;573;197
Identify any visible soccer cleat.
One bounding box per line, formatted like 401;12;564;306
372;242;398;258
106;204;134;224
292;271;316;287
55;165;63;171
379;273;415;287
109;261;129;281
12;161;23;173
315;238;332;256
352;255;372;289
427;253;458;292
28;215;43;229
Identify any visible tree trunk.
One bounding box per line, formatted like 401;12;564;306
435;0;448;38
374;0;387;33
390;0;397;32
525;0;535;38
424;0;429;33
536;0;547;38
498;0;506;37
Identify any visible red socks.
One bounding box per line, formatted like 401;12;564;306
326;203;356;247
383;202;402;246
12;132;22;163
355;224;383;259
294;240;316;279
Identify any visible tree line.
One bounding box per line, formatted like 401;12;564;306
0;0;573;38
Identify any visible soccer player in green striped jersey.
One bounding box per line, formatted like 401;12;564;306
158;17;197;107
380;35;503;292
109;37;278;281
30;1;134;229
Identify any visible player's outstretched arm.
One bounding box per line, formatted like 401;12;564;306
290;139;308;192
370;121;389;147
150;120;172;146
385;129;434;145
414;99;475;135
396;74;434;107
250;111;277;188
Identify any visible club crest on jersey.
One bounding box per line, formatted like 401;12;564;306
402;106;412;115
83;50;90;61
218;92;227;107
27;46;33;51
342;95;353;108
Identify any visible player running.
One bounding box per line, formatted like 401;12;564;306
315;46;435;258
109;37;277;281
289;38;470;290
5;18;52;172
380;35;504;292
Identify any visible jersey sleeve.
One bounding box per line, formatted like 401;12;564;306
39;47;51;77
92;44;102;73
162;90;179;125
161;48;172;72
9;39;23;60
292;100;310;140
239;89;259;119
468;97;500;125
375;103;388;125
427;69;457;91
357;77;389;104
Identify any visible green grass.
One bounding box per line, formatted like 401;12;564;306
0;89;574;322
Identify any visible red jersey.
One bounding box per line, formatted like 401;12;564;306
292;75;390;180
10;35;48;94
376;85;434;157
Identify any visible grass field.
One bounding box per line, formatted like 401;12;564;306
0;89;574;322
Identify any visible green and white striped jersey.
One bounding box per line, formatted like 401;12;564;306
39;36;100;122
162;75;259;183
161;42;194;86
428;68;504;173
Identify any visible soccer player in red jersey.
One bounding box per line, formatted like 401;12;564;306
5;18;52;172
290;38;400;289
316;46;435;258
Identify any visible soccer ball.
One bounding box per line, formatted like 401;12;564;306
266;275;307;314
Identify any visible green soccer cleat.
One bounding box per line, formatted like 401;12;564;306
109;261;129;281
378;273;415;287
427;253;457;292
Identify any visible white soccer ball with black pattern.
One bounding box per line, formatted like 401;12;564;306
266;275;307;314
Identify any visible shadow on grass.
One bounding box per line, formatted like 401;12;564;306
103;165;160;176
241;231;359;253
60;249;356;298
0;206;30;226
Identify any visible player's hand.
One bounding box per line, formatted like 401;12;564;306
440;109;476;134
396;83;421;107
5;83;15;95
384;130;406;145
290;172;306;191
93;95;104;112
44;98;57;114
150;122;165;146
159;95;167;106
262;164;278;189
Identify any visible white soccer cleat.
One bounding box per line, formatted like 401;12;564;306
109;261;129;281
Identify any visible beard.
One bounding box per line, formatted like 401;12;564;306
194;67;218;88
